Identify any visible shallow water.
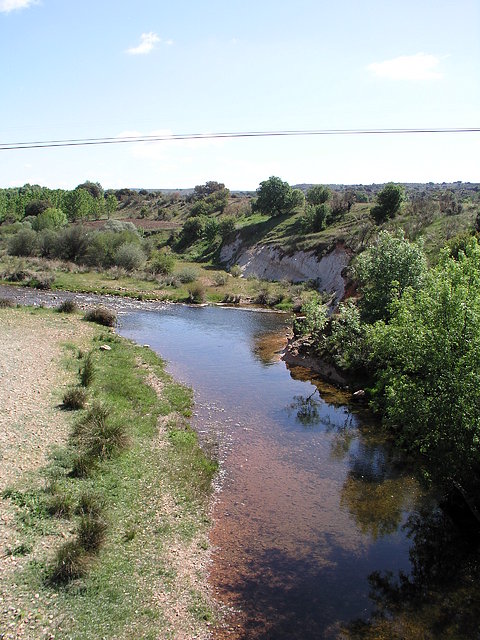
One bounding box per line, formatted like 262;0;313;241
117;305;424;639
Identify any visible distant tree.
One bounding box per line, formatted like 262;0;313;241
371;183;405;224
105;193;118;219
306;185;331;206
63;188;94;222
24;199;51;217
76;181;103;199
193;181;226;199
254;176;300;216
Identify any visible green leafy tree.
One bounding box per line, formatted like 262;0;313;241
203;218;219;243
254;176;300;216
32;207;67;231
63;188;94;222
306;185;331;206
368;238;480;493
105;193;118;219
302;203;330;232
218;216;236;240
355;230;427;323
371;183;405;224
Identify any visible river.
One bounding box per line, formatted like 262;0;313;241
116;304;423;639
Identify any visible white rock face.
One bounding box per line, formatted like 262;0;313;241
220;240;351;301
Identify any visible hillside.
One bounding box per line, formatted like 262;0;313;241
0;179;478;308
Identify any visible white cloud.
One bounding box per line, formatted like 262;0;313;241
0;0;37;13
367;53;443;80
126;32;161;55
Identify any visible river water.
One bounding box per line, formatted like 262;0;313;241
116;304;423;639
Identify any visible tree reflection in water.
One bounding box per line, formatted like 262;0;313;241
344;499;480;639
284;369;480;638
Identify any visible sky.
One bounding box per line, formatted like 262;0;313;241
0;0;478;190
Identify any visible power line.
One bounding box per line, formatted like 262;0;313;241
0;127;478;151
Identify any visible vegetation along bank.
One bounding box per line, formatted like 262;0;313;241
0;304;218;639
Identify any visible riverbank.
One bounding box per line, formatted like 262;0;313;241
0;306;219;639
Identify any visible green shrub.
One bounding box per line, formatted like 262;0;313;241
176;266;198;283
62;387;87;410
113;242;146;271
230;264;242;278
213;272;227;286
0;297;14;308
84;307;116;327
148;249;175;275
8;228;38;256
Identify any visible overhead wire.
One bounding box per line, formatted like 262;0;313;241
0;127;479;151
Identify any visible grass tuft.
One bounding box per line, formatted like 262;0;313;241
79;352;95;387
49;540;90;585
62;386;87;410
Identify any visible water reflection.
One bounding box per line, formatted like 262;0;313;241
345;504;480;639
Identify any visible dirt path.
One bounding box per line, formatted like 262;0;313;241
0;308;96;638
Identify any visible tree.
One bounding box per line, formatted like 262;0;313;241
63;188;94;222
306;185;331;206
355;230;427;323
77;181;103;200
193;181;226;199
32;207;67;231
371;183;405;224
105;194;118;219
254;176;300;216
368;238;480;493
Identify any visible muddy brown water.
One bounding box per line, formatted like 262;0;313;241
2;286;476;639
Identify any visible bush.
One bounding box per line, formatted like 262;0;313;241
176;266;198;283
187;282;206;304
84;307;116;327
230;264;242;278
0;298;14;308
148;249;175;275
213;272;228;286
57;299;78;313
55;225;89;262
8;228;38;257
32;207;67;231
113;242;146;271
62;387;87;410
27;274;54;290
